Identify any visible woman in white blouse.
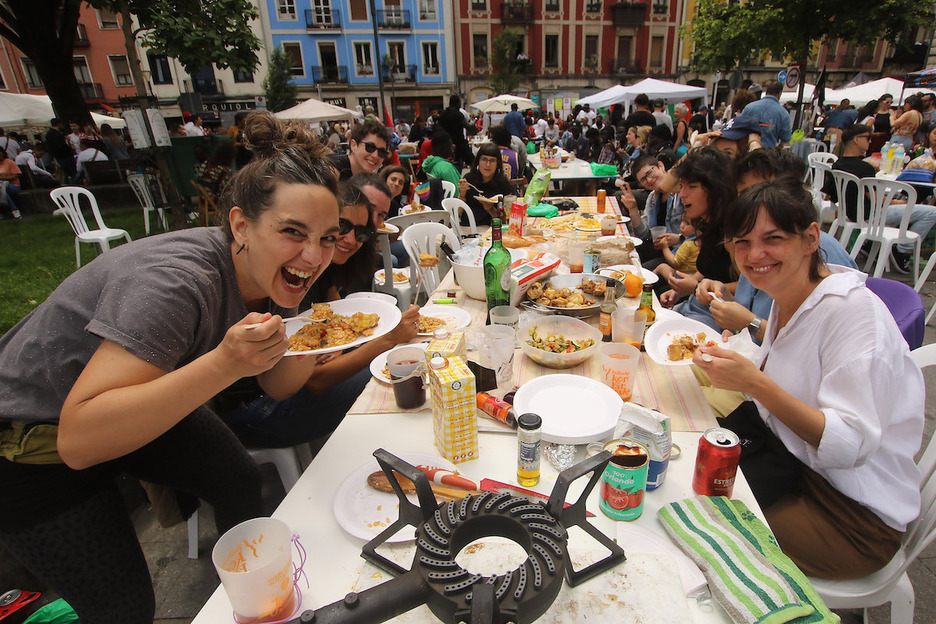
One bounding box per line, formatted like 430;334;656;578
694;177;924;579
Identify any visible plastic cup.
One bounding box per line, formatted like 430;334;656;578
387;346;427;409
650;226;667;241
211;517;297;623
611;307;647;349
480;325;515;389
601;216;618;236
489;305;520;330
600;343;640;402
568;239;587;273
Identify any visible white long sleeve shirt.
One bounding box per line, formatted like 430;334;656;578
15;150;52;178
756;267;923;531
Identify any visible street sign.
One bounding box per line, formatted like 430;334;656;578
785;66;800;90
777;70;787;84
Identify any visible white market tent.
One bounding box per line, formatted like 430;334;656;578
825;77;935;106
577;78;709;111
779;84;816;104
0;92;126;129
274;97;362;123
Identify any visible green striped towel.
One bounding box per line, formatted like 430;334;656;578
659;496;839;624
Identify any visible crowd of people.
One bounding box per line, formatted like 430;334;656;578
0;77;932;622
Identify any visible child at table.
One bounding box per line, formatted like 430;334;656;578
653;212;698;283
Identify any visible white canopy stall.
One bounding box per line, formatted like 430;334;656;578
577;78;709;112
0;92;126;129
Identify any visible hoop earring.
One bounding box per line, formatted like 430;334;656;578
236;243;245;255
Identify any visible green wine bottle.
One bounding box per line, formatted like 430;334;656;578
483;219;511;313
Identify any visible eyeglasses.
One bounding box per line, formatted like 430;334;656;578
479;156;499;165
359;141;389;158
338;218;373;243
638;167;659;186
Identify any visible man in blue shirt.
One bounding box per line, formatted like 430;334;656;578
738;80;792;148
503;103;526;139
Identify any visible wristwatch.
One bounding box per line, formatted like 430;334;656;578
747;317;763;335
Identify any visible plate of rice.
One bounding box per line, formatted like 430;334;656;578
285;299;402;356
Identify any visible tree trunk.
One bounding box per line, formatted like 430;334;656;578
34;53;90;125
118;0;147;97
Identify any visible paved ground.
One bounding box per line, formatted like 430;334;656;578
0;239;934;624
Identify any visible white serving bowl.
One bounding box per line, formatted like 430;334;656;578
451;244;528;301
516;315;602;369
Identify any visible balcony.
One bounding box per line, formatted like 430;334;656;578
610;57;643;75
78;82;104;99
612;2;646;25
376;9;411;29
310;65;349;84
74;23;90;48
192;77;223;95
382;64;418;83
418;9;437;20
305;8;341;29
585;1;603;13
501;1;533;25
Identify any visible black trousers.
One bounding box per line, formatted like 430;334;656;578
0;407;262;624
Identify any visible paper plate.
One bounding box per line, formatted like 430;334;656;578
333;453;458;542
370;343;429;383
284;299;401;356
417;304;472;336
346;291;399;307
513;375;622;444
619;305;683;323
376;223;400;235
644;318;724;367
375;269;410;285
598;264;659;285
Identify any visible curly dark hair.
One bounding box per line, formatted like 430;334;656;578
349;119;393;146
672;146;737;254
218;110;338;240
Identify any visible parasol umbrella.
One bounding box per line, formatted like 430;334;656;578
470;94;537;113
274;97;363;123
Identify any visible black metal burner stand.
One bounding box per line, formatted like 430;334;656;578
286;449;625;624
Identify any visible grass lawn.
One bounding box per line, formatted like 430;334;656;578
0;208;154;335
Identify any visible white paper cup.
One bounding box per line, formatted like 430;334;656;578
489;305;520;330
600;343;640;402
211;517;296;622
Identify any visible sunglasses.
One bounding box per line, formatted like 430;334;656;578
338;218;372;243
359;141;389;158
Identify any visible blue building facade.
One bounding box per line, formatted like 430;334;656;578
264;0;455;119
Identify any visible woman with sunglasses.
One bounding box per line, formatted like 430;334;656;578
0;110;337;622
219;183;419;449
329;120;393;180
457;143;515;226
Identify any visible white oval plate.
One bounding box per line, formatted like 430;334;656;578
619;305;683;323
375;268;410;285
597;264;659;285
370;342;429;383
644;317;725;367
284;299;402;356
346;291;399;307
333;452;458;542
417;304;472;336
513;374;622;444
575;223;602;232
617;215;632;223
376;223;400;235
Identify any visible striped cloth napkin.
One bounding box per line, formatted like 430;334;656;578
659;496;838;624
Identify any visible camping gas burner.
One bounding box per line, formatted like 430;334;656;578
287;449;624;624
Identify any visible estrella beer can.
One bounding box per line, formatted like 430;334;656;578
692;427;741;497
599;440;649;521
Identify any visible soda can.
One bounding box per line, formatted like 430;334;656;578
599;440;649;521
692;427;741;497
583;249;602;274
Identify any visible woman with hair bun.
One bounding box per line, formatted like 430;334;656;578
0;110;339;623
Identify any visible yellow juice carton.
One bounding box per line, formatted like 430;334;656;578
428;355;478;464
424;329;466;362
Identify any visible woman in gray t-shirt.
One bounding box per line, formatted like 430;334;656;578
0;111;340;623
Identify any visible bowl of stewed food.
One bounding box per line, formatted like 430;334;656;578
516;315;602;369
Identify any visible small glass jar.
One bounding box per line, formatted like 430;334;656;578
517;413;542;487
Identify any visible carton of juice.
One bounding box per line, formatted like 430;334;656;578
424;329;466;362
428;356;478;464
508;200;527;237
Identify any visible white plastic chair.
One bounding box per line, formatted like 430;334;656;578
186;445;311;559
912;253;936;324
373;231;414;309
440;179;457;199
50;186;132;267
805;153;836;225
851;178;920;280
385;209;451;233
827;169;862;249
441;197;479;240
808;343;936;624
127;173;167;235
401;222;461;297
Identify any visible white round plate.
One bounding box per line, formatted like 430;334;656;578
597;264;659;285
376;223;400;235
346;291;399;307
513;374;622;444
644;318;725;367
375;268;410;285
575;222;602;232
596;234;643;248
617;215;631;223
333;453;458;542
619;305;683;323
370;342;429;383
417;304;472;336
401;204;431;215
284;299;402;356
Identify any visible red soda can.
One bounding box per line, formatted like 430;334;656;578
692;427;741;497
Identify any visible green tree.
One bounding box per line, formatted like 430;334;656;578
489;29;522;95
686;0;930;74
263;47;298;113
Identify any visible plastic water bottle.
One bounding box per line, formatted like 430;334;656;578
892;144;905;175
883;142;895;173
